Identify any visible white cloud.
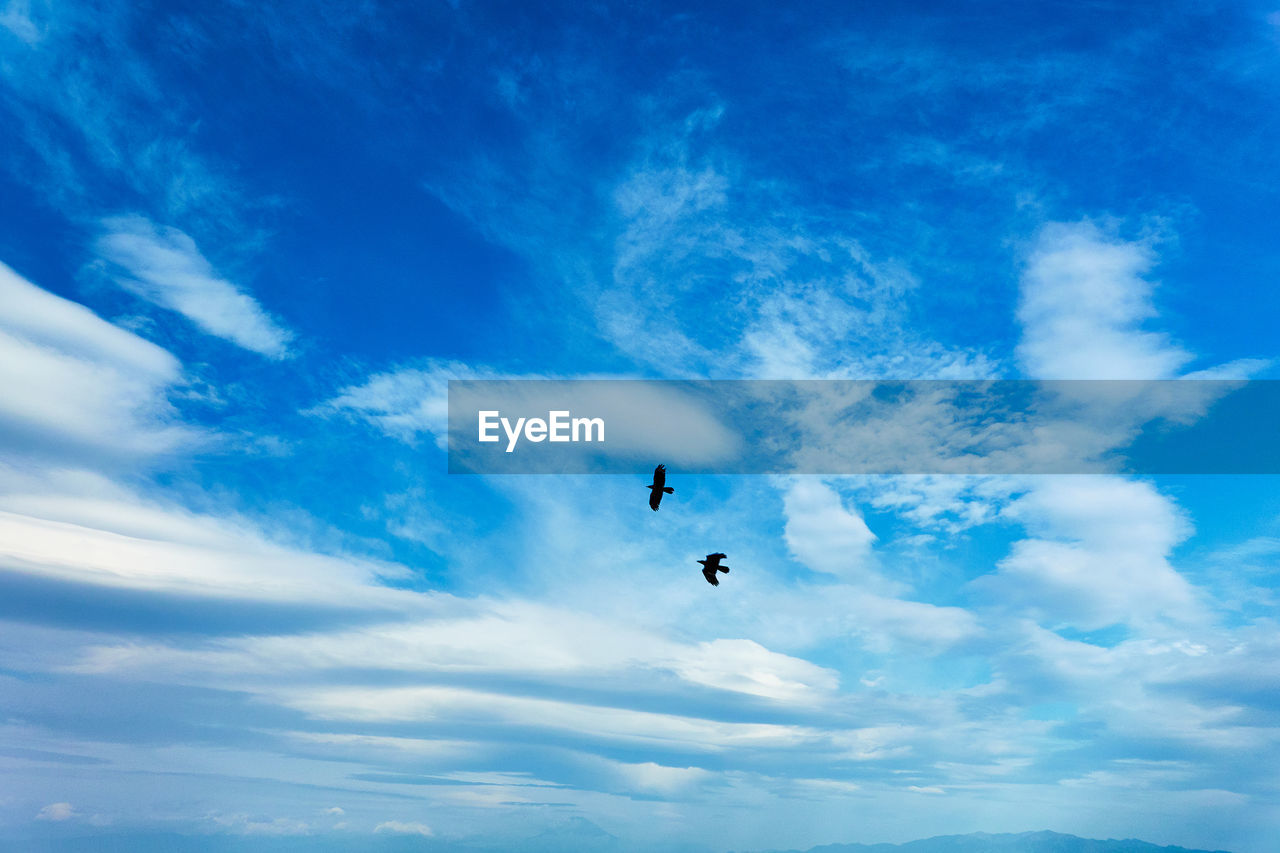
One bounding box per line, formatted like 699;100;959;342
309;360;471;445
604;760;713;797
279;731;479;761
861;475;1012;533
0;265;177;375
1058;759;1194;790
1180;357;1272;379
976;476;1200;631
994;619;1280;759
73;596;839;705
1005;475;1189;549
0;260;195;460
1016;220;1192;379
36;802;75;821
266;683;825;753
94;215;293;358
774;478;981;652
721;579;979;656
842;590;982;653
783;479;880;583
374;820;433;836
668;638;839;701
0;477;414;608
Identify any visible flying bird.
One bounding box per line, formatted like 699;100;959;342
647;464;674;511
698;552;730;586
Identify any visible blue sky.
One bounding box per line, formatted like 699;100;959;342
2;1;1280;850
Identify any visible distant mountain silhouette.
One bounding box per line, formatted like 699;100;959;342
743;830;1231;853
520;816;620;852
8;827;1229;853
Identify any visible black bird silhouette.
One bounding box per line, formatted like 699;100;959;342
647;464;674;511
698;552;729;586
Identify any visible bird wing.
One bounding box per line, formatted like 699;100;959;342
652;464;666;488
649;489;662;510
702;566;719;586
707;552;727;564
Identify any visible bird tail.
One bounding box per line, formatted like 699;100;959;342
663;487;674;494
720;566;729;573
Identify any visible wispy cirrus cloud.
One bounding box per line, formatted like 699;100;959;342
0;1;249;225
306;360;499;446
93;215;293;359
601;121;999;380
0;1;41;44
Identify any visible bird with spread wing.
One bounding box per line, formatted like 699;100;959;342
647;464;674;511
698;552;729;586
